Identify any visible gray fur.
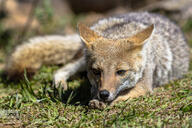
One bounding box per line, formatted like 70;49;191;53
90;12;190;88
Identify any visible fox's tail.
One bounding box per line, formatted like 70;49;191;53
4;34;82;79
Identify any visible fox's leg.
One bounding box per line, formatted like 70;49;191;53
112;80;150;104
88;78;151;109
53;56;86;90
112;68;154;105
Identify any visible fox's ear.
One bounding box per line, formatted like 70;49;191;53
127;24;154;47
78;23;101;46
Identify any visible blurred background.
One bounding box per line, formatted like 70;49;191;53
0;0;192;72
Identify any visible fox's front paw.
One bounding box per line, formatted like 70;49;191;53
53;78;68;90
89;99;106;109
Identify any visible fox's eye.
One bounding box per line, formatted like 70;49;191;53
116;70;127;76
92;68;101;76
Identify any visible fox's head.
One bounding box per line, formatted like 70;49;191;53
78;23;154;102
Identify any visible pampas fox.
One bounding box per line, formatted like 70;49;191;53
4;12;190;109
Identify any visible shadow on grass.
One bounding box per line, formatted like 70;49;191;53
0;70;92;106
52;77;92;106
50;71;92;106
0;70;22;88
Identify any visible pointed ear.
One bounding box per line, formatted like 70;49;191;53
78;23;101;46
127;24;154;46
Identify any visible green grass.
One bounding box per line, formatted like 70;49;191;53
183;18;192;33
0;67;191;127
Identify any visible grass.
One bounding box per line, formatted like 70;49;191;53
0;4;192;127
0;68;191;127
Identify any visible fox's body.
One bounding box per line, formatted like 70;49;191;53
5;12;190;108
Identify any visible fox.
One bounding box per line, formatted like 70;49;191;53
4;12;190;109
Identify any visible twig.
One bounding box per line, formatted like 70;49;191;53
0;0;6;10
15;0;40;46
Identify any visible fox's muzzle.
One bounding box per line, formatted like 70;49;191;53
99;90;110;100
97;89;116;102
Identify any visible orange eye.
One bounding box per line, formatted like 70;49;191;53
116;70;127;76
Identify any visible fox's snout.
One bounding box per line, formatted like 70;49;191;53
98;89;115;102
98;90;110;100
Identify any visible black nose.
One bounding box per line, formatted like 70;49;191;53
99;90;110;100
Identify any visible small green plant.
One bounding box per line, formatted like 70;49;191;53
183;18;192;32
